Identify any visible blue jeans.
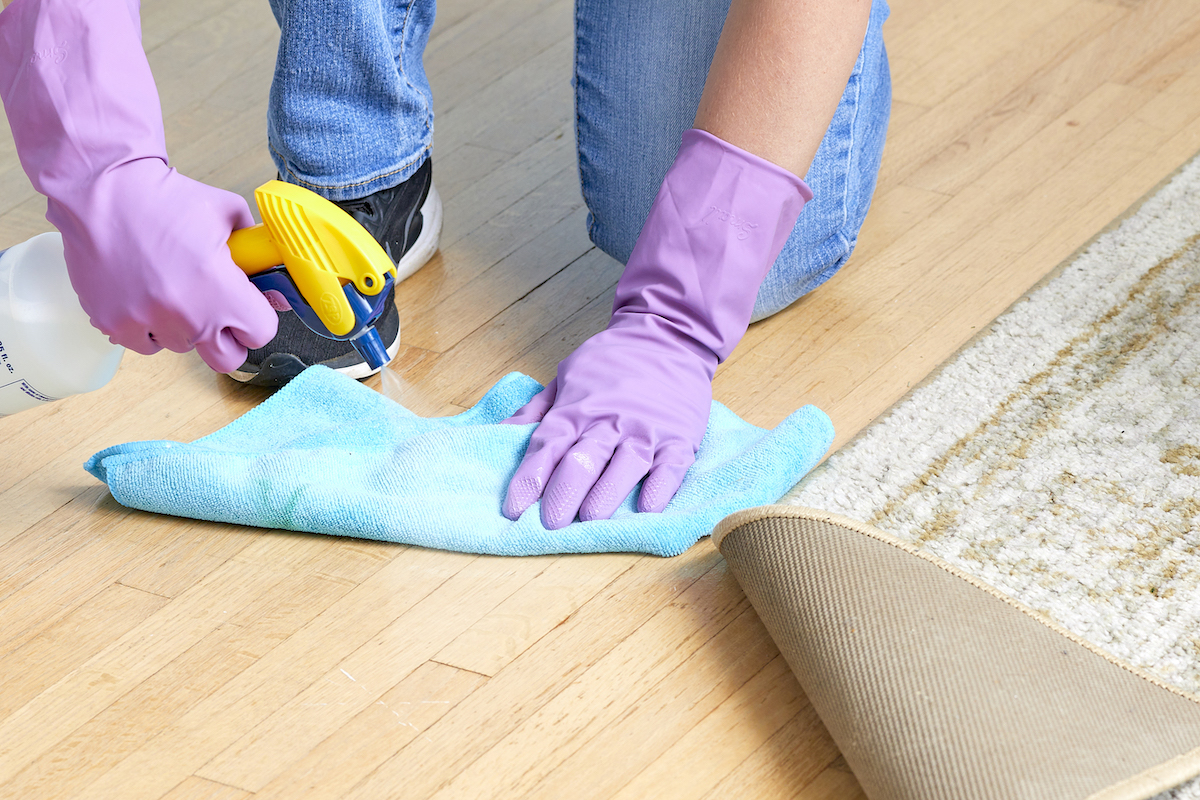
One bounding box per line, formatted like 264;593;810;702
266;0;435;201
268;0;891;318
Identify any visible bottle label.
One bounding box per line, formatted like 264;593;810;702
0;336;12;377
0;378;60;416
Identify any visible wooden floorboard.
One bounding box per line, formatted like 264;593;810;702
3;0;1200;797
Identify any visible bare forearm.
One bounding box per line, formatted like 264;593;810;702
695;0;871;178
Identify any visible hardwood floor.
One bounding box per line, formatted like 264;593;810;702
2;0;1199;796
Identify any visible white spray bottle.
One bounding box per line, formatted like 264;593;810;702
0;232;124;416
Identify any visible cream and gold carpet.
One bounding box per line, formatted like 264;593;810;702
715;155;1200;799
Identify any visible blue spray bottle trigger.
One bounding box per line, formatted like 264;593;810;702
248;268;395;370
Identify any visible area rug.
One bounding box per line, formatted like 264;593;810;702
715;153;1200;800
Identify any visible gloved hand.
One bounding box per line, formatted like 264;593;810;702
503;128;812;528
0;0;277;372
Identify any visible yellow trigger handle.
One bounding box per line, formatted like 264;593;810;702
227;180;396;337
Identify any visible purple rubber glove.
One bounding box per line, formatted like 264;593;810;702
0;0;277;372
503;129;812;529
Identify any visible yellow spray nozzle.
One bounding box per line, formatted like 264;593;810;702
227;180;396;337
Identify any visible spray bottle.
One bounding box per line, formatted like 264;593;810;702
0;180;396;417
0;232;124;416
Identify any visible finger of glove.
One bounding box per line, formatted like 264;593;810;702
224;192;256;232
194;328;250;373
144;317;195;354
540;436;619;530
222;274;281;351
103;318;163;356
579;440;654;522
502;378;558;425
637;442;695;513
502;418;576;521
193;262;278;371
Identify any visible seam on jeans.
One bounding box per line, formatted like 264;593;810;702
396;0;433;138
572;2;594;243
838;15;871;245
268;141;432;193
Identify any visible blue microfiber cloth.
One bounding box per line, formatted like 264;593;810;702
85;366;834;557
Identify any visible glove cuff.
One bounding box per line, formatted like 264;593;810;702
0;0;165;200
612;128;812;364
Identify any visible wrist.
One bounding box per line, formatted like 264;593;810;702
606;308;722;375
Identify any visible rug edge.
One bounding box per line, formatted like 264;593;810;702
1088;745;1200;800
714;504;1200;709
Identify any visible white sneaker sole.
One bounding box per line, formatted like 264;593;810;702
395;182;442;284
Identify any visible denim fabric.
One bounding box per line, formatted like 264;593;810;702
265;0;890;314
574;0;892;321
266;0;435;201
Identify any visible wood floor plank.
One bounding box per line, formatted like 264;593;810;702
0;573;347;800
394;246;619;408
430;143;512;204
0;512;222;660
716;77;1178;429
340;548;717;800
251;661;486;800
826;104;1200;423
435;126;576;252
0;352;267;542
406;202;591;353
432;37;573;157
195;553;554;792
432;552;636;677
699;704;843;800
890;0;1067;108
139;0;244;54
146;0;279;124
607;655;810;800
0;534;343;787
426;0;571;114
794;762;869;800
0;193;51;243
522;608;783;800
463;280;614;400
0;584;169;721
158;777;250;800
878;0;1124;189
423;555;749;800
70;546;472;800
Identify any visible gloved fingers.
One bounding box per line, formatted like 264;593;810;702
502;378;557;425
502;417;575;520
224;193;256;233
193;175;256;234
190;260;278;372
579;440;653;522
540;436;619;530
195;261;277;371
194;328;250;373
223;281;281;351
114;333;163;356
103;319;163;356
141;314;194;353
637;442;695;513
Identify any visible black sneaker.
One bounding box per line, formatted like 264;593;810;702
229;158;443;387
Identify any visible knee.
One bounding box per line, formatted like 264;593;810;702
577;127;678;267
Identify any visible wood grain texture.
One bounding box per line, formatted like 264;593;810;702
3;0;1200;797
